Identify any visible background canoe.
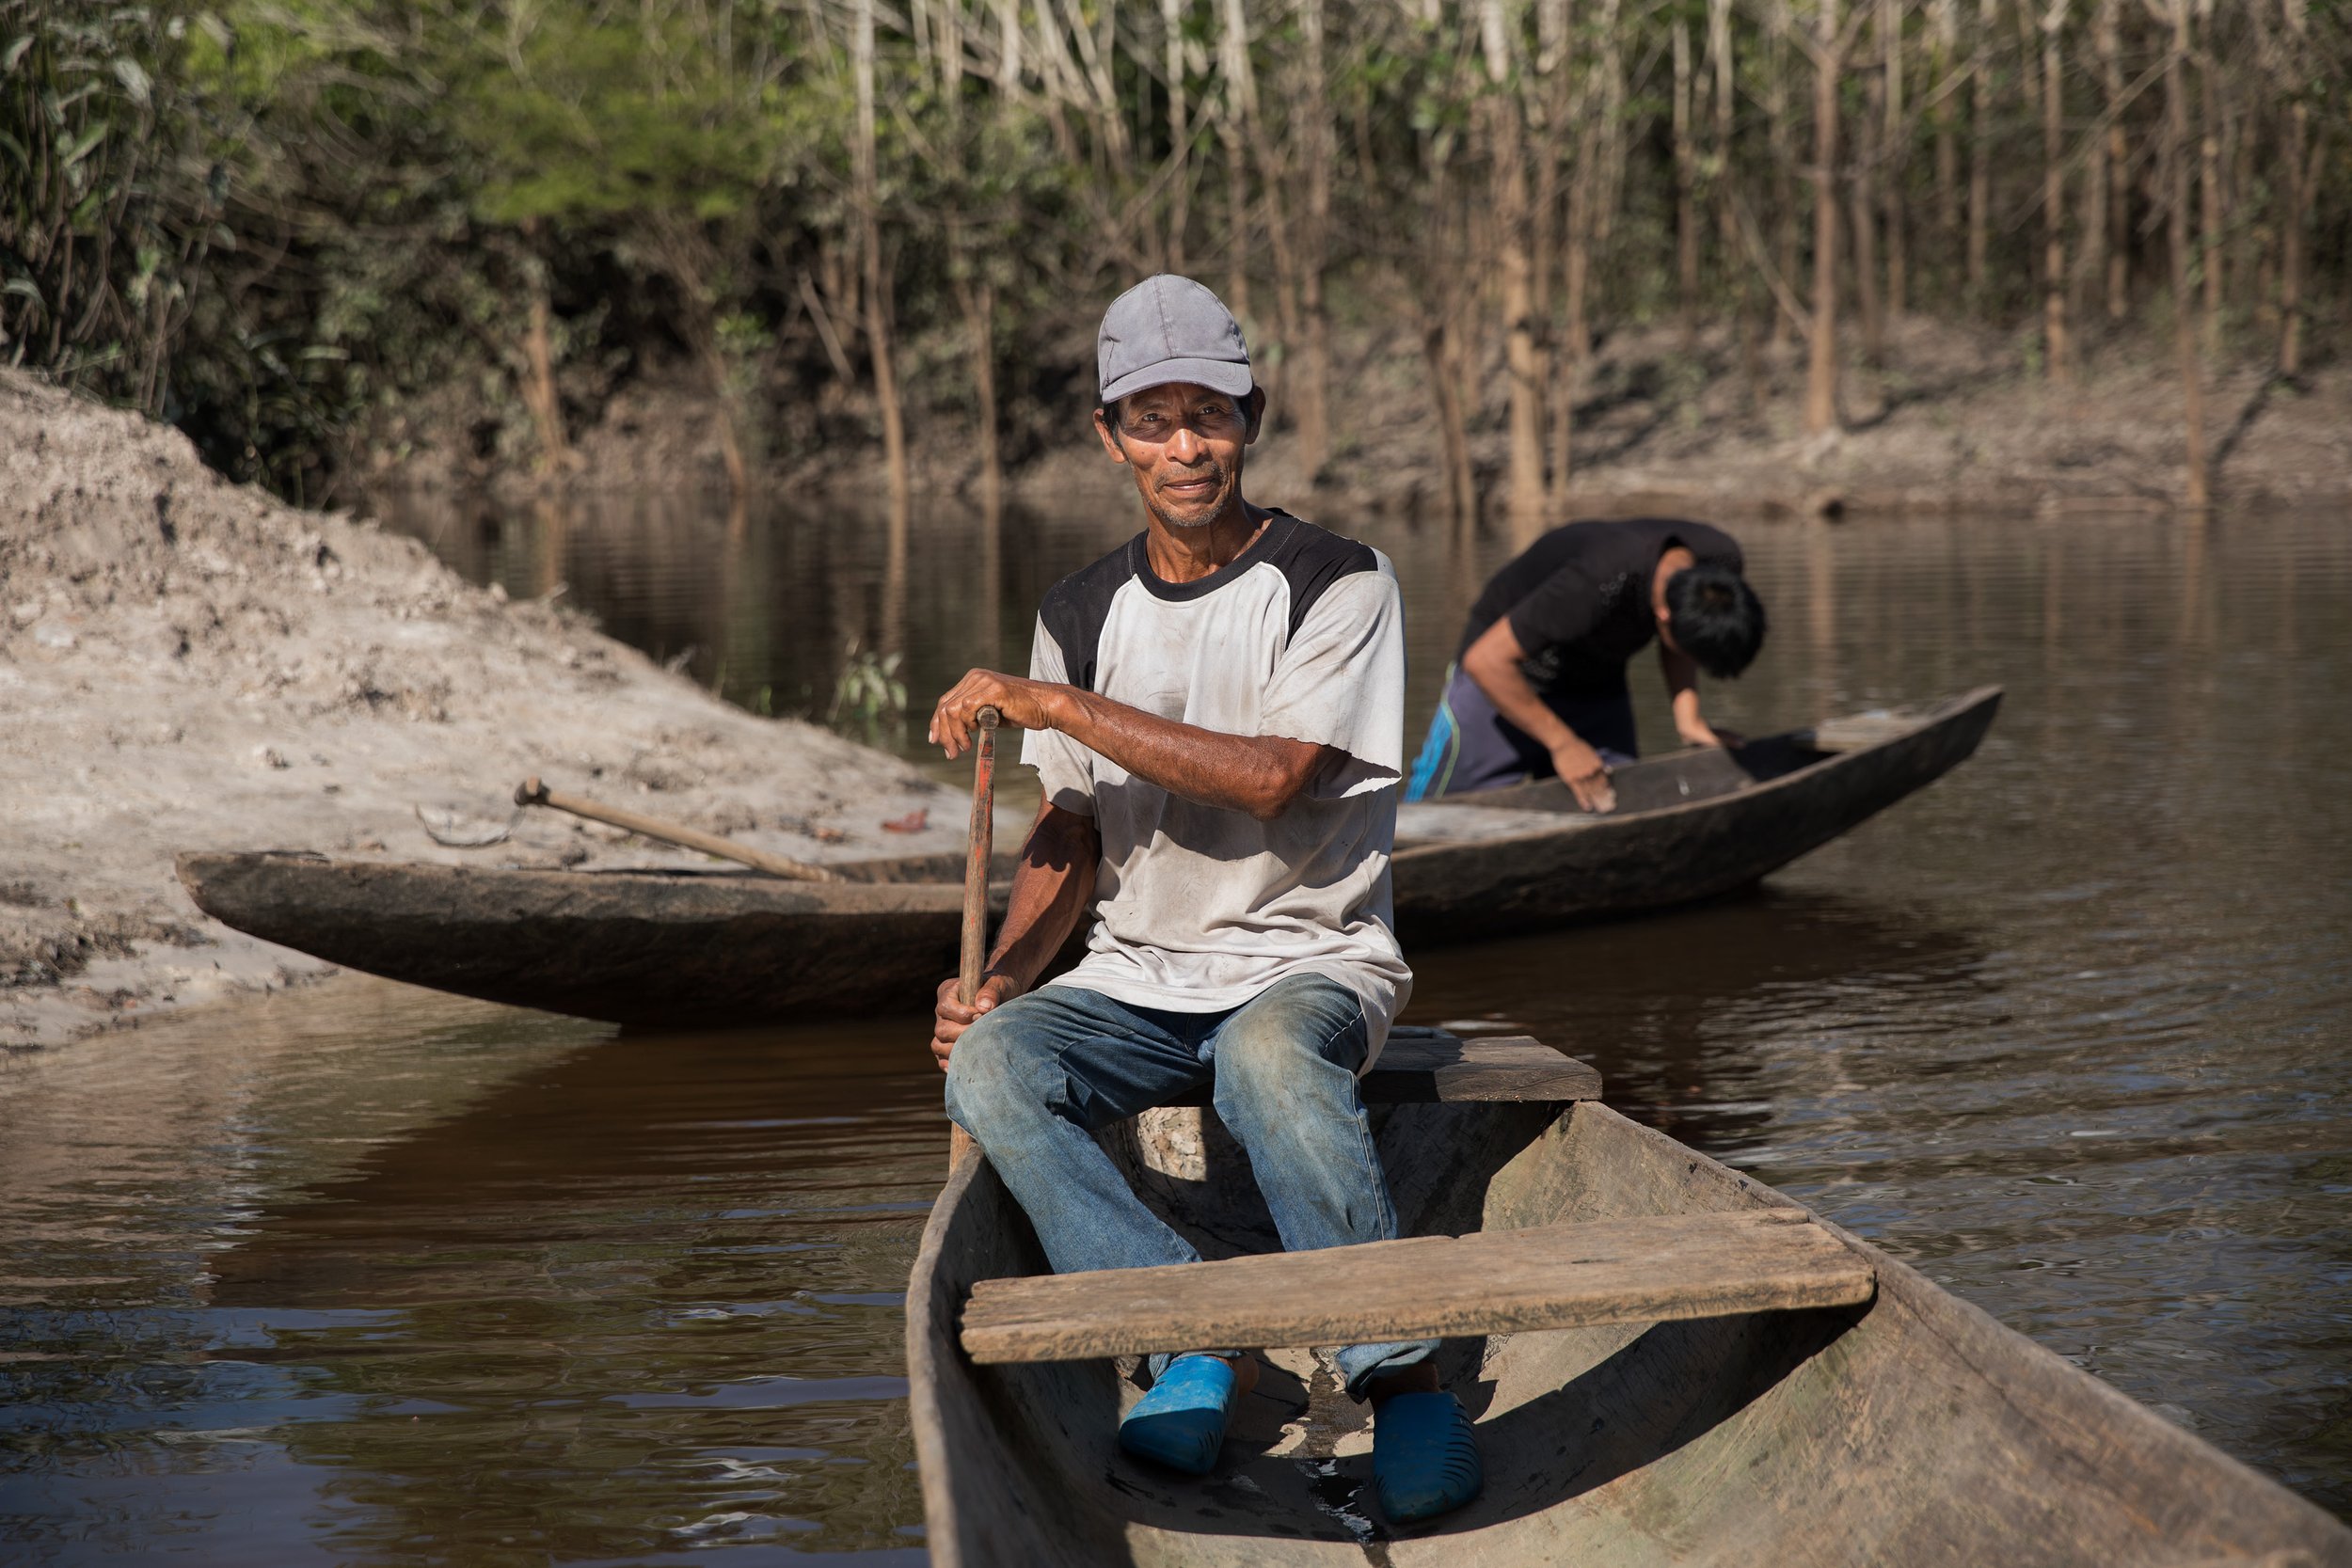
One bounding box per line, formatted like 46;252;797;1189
174;689;1998;1028
906;1053;2352;1566
1391;684;2001;940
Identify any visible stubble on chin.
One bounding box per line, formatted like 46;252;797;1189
1145;475;1226;532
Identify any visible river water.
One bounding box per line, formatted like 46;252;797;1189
4;489;2349;1561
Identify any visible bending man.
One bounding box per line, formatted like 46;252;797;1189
927;275;1480;1525
1406;517;1767;809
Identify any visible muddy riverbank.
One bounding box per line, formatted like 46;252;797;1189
389;317;2352;519
0;371;971;1052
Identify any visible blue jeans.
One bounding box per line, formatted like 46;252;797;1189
944;973;1437;1399
1406;661;1639;800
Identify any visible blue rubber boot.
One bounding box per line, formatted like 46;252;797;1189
1373;1390;1483;1524
1118;1354;1248;1475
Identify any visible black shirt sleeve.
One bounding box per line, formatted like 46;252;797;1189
1671;520;1743;575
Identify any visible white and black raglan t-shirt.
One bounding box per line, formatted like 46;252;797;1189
1023;511;1414;1066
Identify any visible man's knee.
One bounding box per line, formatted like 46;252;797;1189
1213;976;1365;1105
943;1003;1053;1135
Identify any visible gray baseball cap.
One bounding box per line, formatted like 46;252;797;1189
1097;275;1254;405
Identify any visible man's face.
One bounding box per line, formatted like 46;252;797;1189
1093;382;1258;531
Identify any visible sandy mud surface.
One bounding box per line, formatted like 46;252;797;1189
0;371;971;1051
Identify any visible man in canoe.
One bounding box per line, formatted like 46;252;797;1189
1405;517;1768;810
926;275;1480;1523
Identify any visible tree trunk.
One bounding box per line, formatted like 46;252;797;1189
1221;127;1252;316
962;277;1003;511
518;231;568;479
1164;0;1188;272
855;0;911;542
1560;141;1593;484
1596;0;1627;252
660;222;747;498
2081;5;2109;331
1852;2;1885;367
2278;0;2310;378
2097;0;2128;320
2196;6;2224;357
1485;0;1547;544
1533;0;1566;500
1216;0;1256;319
1293;0;1332;484
1932;0;1962;246
2042;0;2072;384
1263;154;1299;417
1967;0;1994;298
1426;316;1479;540
1674;15;1701;342
1807;0;1846;437
2165;0;2209;509
1711;0;1754;406
1768;21;1801;347
1883;0;1908;320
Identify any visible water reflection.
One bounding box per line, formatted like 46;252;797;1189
6;496;2351;1560
205;1022;939;1563
1407;888;1996;1151
0;987;943;1564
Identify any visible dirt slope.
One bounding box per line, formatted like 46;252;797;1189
0;371;968;1051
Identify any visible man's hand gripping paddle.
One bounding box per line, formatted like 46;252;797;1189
948;705;998;1168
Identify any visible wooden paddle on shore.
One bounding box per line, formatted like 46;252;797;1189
949;705;999;1167
513;776;834;881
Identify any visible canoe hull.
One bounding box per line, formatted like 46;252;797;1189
907;1098;2352;1566
175;689;2000;1026
175;853;973;1027
1391;686;2001;943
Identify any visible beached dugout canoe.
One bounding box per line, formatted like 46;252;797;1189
173;688;2000;1027
908;1028;2352;1566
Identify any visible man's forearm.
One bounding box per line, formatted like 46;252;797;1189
985;813;1098;990
1661;646;1714;742
1046;686;1323;822
1465;650;1579;752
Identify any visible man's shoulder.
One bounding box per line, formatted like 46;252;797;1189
1257;512;1389;637
1619;515;1742;562
1042;533;1145;610
1037;535;1145;661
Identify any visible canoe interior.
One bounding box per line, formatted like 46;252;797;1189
1433;729;1829;819
909;1098;2351;1567
1387;688;2001;943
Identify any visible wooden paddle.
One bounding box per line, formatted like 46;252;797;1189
948;705;999;1167
513;776;835;882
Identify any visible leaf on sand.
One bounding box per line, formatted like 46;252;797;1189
880;808;929;834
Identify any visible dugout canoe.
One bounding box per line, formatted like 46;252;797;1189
907;1032;2352;1566
173;688;2000;1028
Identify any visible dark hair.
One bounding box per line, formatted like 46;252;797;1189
1663;563;1767;679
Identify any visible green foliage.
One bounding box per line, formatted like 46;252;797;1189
1;0;2346;501
828;643;906;743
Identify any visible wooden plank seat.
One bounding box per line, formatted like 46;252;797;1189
961;1208;1877;1364
953;1028;1856;1367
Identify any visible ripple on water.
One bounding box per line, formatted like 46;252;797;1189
7;503;2352;1557
0;981;948;1563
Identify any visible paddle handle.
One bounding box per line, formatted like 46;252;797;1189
951;706;999;1169
514;777;834;882
957;708;999;1006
